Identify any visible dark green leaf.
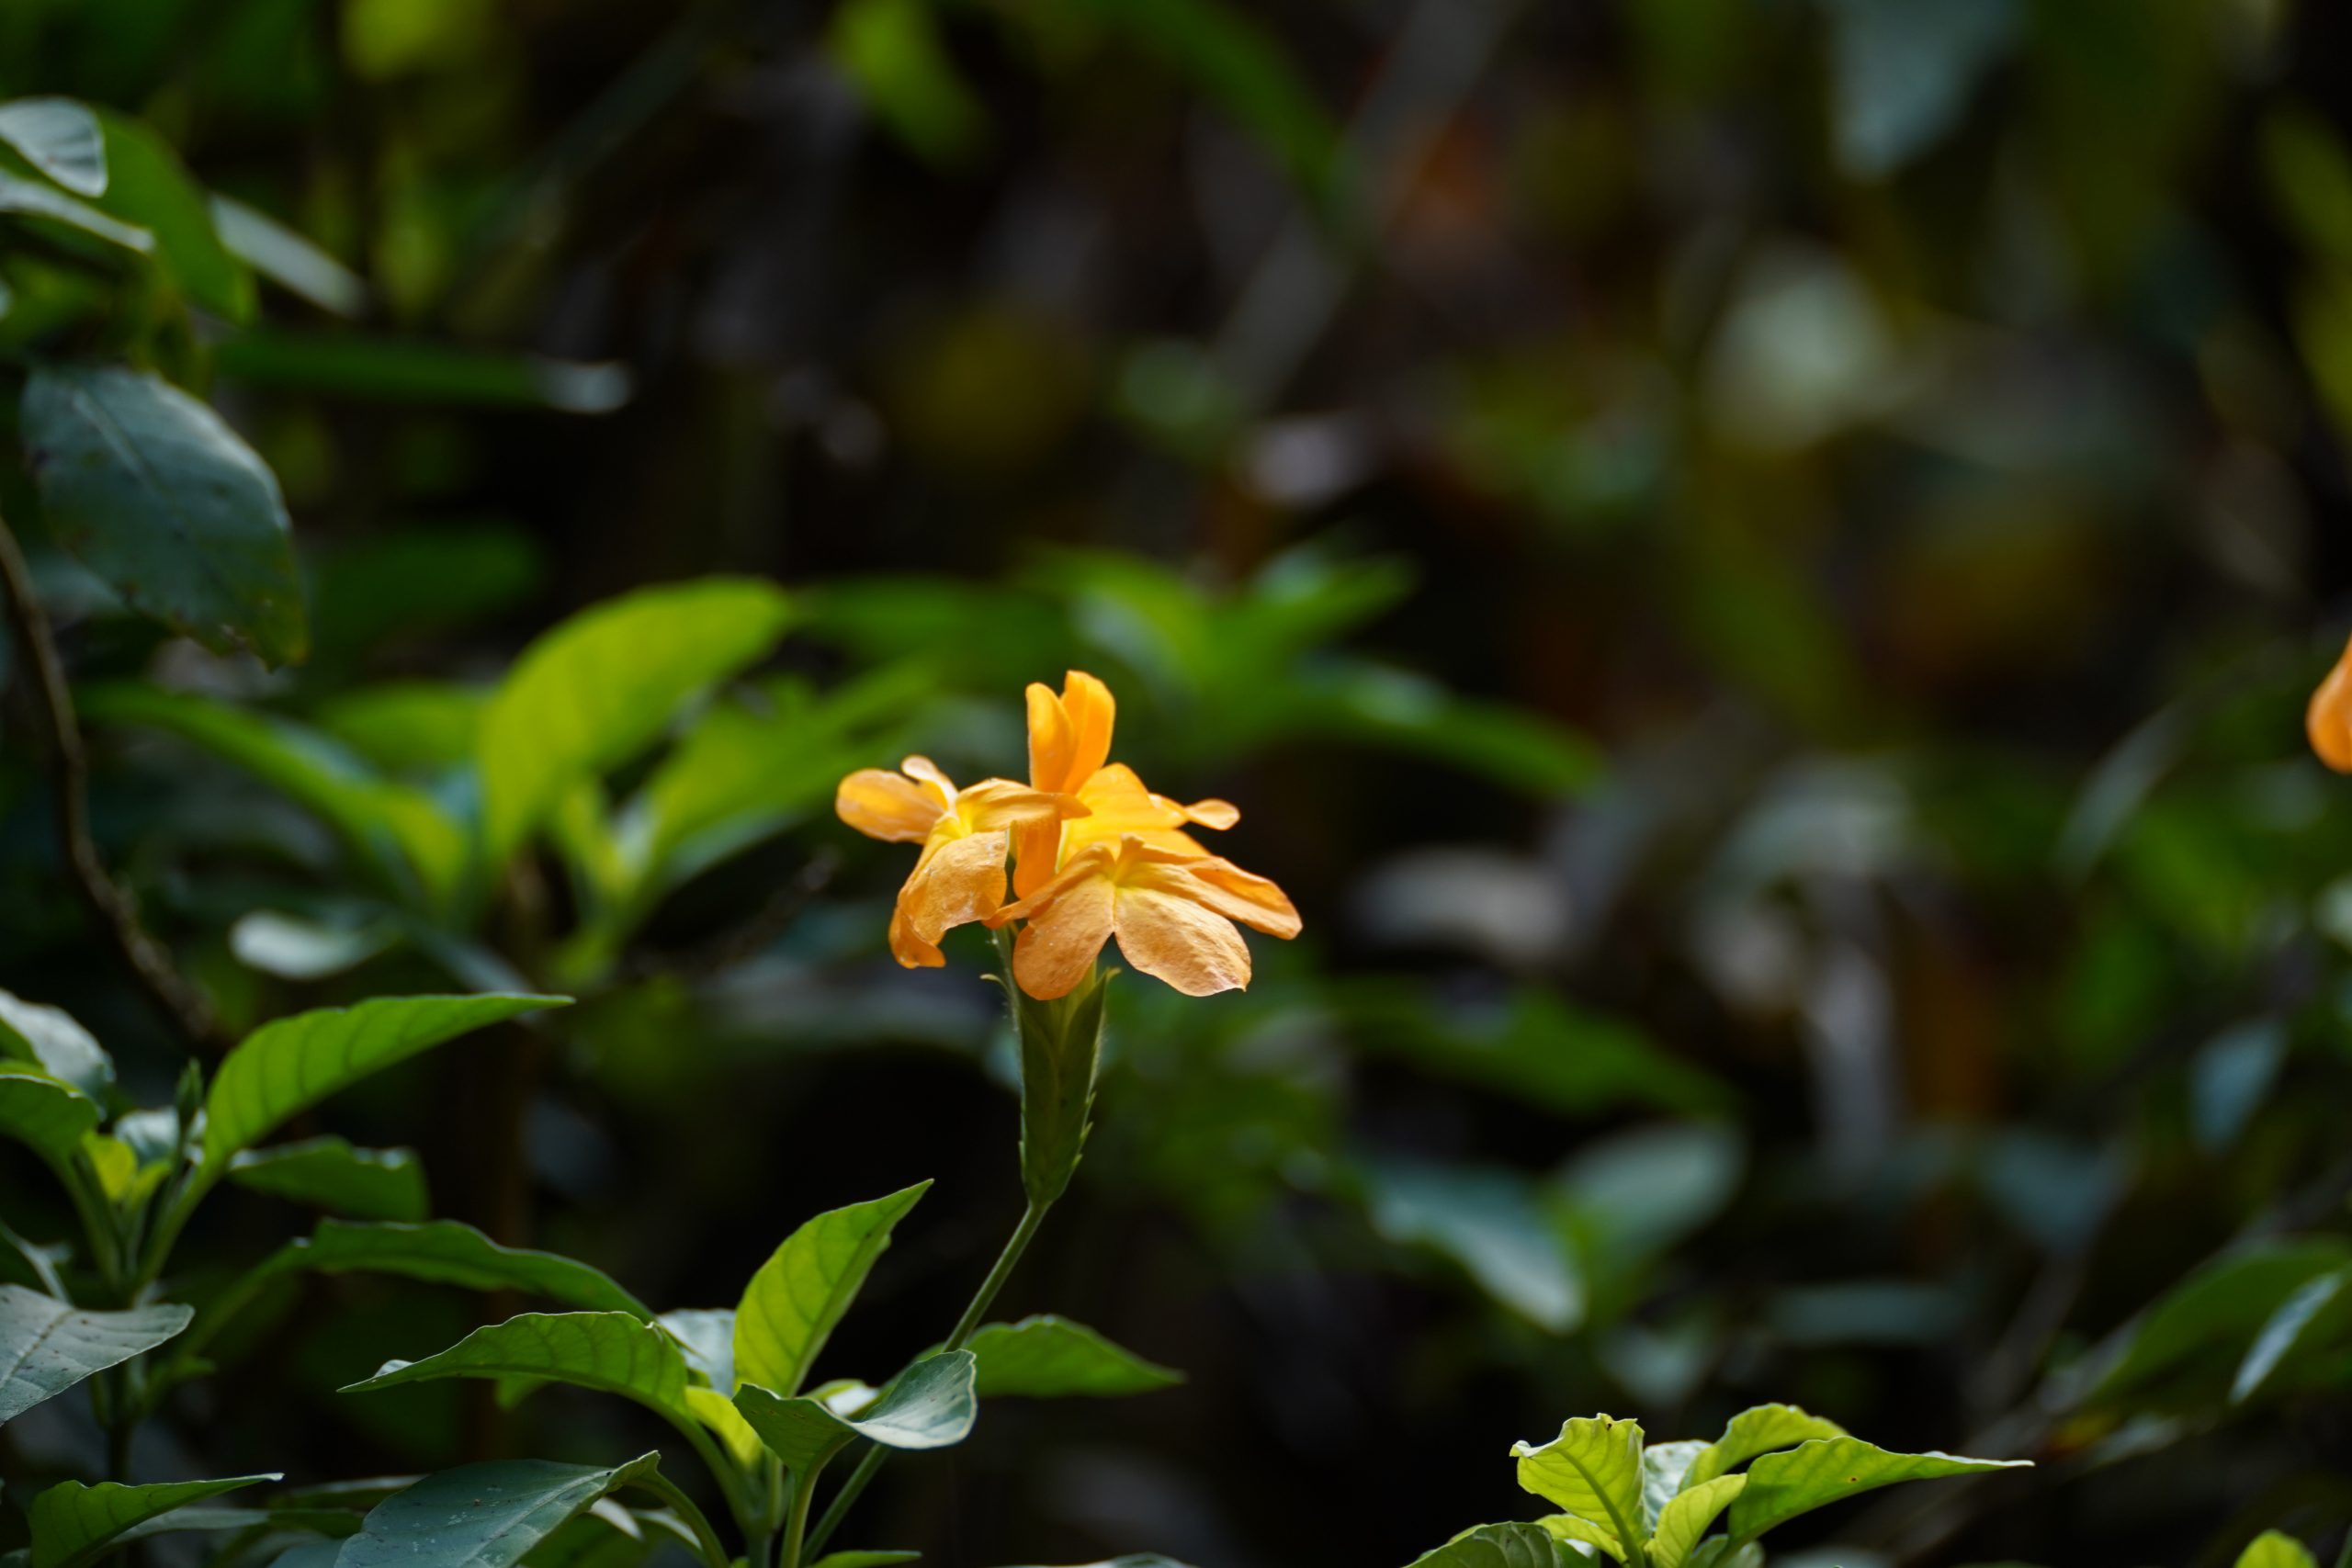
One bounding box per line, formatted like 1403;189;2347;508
733;1350;978;1472
30;1474;277;1568
208;196;365;316
0;989;113;1100
1726;1438;2028;1543
286;1219;652;1317
808;1556;920;1568
0;1287;190;1424
734;1182;929;1398
202;995;569;1170
1366;1160;1583;1333
87;112;252;321
0;1070;101;1161
342;1313;690;1422
228;1138;428;1223
21;365;304;665
0;173;150;252
967;1315;1181;1399
1404;1523;1566;1568
212;332;628;412
0;100;106;196
2233;1267;2352;1403
1014;969;1106;1207
338;1456;662;1568
2093;1242;2352;1405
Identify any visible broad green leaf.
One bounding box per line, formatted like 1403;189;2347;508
1726;1438;2028;1543
208;196;365;316
1351;987;1726;1120
79;685;469;908
0;990;112;1100
112;1505;361;1546
21;366;302;664
339;1455;661;1568
2233;1268;2352;1403
684;1385;765;1470
1641;1441;1706;1530
203;994;568;1170
30;1473;276;1568
284;1219;651;1316
477;579;792;863
0;1287;190;1424
733;1350;978;1472
1536;1516;1620;1562
660;1309;736;1387
0;1071;100;1161
0;100;106;195
88;112;252;321
2094;1242;2352;1404
1682;1542;1761;1568
213;333;628;413
1366;1159;1583;1332
1406;1523;1566;1568
228;1138;428;1222
997;1558;1197;1568
735;1181;929;1398
342;1313;690;1422
0;173;149;253
1650;1475;1746;1568
1511;1416;1646;1562
967;1315;1182;1398
2237;1533;2320;1568
1684;1405;1849;1489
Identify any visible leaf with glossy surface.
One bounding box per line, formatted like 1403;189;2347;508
338;1456;661;1568
2233;1268;2352;1403
478;579;791;863
967;1315;1182;1399
284;1220;651;1316
1640;1441;1706;1531
1512;1416;1646;1562
342;1313;689;1422
0;1288;190;1424
1649;1475;1746;1568
208;196;365;316
30;1474;277;1568
1683;1405;1849;1489
2237;1533;2320;1568
1726;1438;2028;1543
0;991;112;1100
203;995;567;1170
229;1139;427;1222
21;365;302;663
0;1071;100;1161
0;100;106;195
1368;1159;1583;1333
1405;1523;1566;1568
2095;1242;2352;1405
735;1182;928;1398
0;173;148;251
734;1350;977;1472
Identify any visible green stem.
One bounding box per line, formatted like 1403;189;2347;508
628;1470;734;1568
801;1197;1051;1558
662;1412;763;1543
777;1462;819;1568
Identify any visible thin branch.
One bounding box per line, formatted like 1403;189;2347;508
0;514;224;1050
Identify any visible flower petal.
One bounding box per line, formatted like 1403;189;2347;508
958;778;1082;832
837;769;943;843
899;755;957;807
1011;817;1062;900
901;829;1011;943
990;841;1116;926
1167;795;1239;830
1012;874;1116;999
1027;671;1117;795
1143;854;1302;939
1025;682;1075;795
2311;634;2352;773
1112;884;1251;996
888;902;944;968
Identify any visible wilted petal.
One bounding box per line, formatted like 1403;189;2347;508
901;829;1011;943
838;769;943;843
1155;855;1302;939
1113;885;1251;996
1012;874;1117;998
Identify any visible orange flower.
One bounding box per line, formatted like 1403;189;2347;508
1015;671;1238;895
986;835;1301;1000
836;756;1072;967
2311;633;2352;773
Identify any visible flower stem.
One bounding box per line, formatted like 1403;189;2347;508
800;1196;1052;1558
629;1469;734;1568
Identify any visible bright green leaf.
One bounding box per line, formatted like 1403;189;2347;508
1649;1475;1746;1568
1684;1404;1849;1489
1511;1416;1647;1562
734;1350;977;1472
338;1456;662;1568
1640;1441;1706;1530
0;1287;190;1424
21;365;304;665
1727;1438;2028;1543
30;1474;277;1568
342;1313;689;1422
1536;1516;1621;1562
734;1181;929;1398
228;1138;428;1222
967;1315;1182;1399
2237;1533;2321;1568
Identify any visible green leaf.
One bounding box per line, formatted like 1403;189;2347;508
2095;1242;2352;1405
1640;1441;1706;1531
1511;1416;1647;1562
827;0;990;165
2233;1268;2352;1403
1365;1159;1583;1333
87;112;252;321
208;196;365;316
0;1071;100;1161
342;1313;689;1422
228;1138;428;1222
0;990;113;1100
1013;969;1107;1208
967;1315;1182;1399
1536;1517;1621;1562
0;1287;190;1424
1649;1475;1747;1568
112;1505;361;1547
734;1350;978;1472
78;684;470;907
0;173;150;252
289;1219;651;1317
30;1474;277;1568
213;333;628;412
1726;1438;2029;1544
1405;1523;1567;1568
734;1181;929;1398
2236;1533;2321;1568
203;994;569;1170
809;1556;921;1568
21;365;304;665
1683;1404;1849;1489
338;1456;662;1568
477;578;793;863
0;99;106;196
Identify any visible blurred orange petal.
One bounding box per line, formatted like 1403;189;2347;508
2311;634;2352;773
838;768;944;843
